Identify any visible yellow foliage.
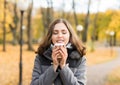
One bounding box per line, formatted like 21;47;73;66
0;0;14;40
108;10;120;30
106;10;114;16
0;0;4;22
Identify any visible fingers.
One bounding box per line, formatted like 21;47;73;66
52;46;60;65
52;46;59;53
53;53;60;65
52;45;68;66
59;46;67;57
52;46;60;57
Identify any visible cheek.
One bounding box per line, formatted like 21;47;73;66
51;35;56;44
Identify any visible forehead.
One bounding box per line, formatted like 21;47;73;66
54;22;68;30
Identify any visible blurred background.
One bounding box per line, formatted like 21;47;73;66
0;0;120;85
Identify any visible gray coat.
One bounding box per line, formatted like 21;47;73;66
30;47;87;85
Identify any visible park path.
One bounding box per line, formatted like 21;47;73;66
87;47;120;85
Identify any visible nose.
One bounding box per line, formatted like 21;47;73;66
58;32;63;37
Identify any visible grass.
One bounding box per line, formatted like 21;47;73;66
105;67;120;85
0;44;118;85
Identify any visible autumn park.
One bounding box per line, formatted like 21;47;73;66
0;0;120;85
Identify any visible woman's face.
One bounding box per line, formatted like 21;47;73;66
52;22;70;45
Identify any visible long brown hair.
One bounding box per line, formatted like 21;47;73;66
36;18;86;56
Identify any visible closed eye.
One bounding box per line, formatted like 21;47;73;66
53;30;58;35
62;30;67;34
53;30;68;35
62;32;67;34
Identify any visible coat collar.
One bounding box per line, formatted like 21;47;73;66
43;47;53;61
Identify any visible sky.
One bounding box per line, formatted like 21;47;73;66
32;0;120;13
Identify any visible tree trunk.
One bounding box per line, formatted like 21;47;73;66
82;0;91;42
27;0;34;51
9;24;17;45
61;0;65;18
46;0;53;27
41;0;54;35
92;13;98;41
41;8;47;34
72;0;78;26
113;32;116;46
3;0;7;51
92;0;100;41
11;3;19;45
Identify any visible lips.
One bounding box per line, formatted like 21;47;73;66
56;40;64;43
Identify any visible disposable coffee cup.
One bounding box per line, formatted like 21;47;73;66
54;43;64;62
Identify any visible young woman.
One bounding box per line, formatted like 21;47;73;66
30;18;87;85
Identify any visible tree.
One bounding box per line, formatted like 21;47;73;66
0;0;14;45
9;1;19;45
91;0;101;41
41;0;54;35
108;11;120;46
3;0;7;51
72;0;78;26
27;0;34;51
82;0;91;42
61;0;65;18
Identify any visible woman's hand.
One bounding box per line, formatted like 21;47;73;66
52;45;68;71
52;46;60;71
59;45;68;69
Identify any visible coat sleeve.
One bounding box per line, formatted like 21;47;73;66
59;56;87;85
30;55;59;85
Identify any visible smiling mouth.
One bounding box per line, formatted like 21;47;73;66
54;43;64;46
55;40;65;46
56;40;64;43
